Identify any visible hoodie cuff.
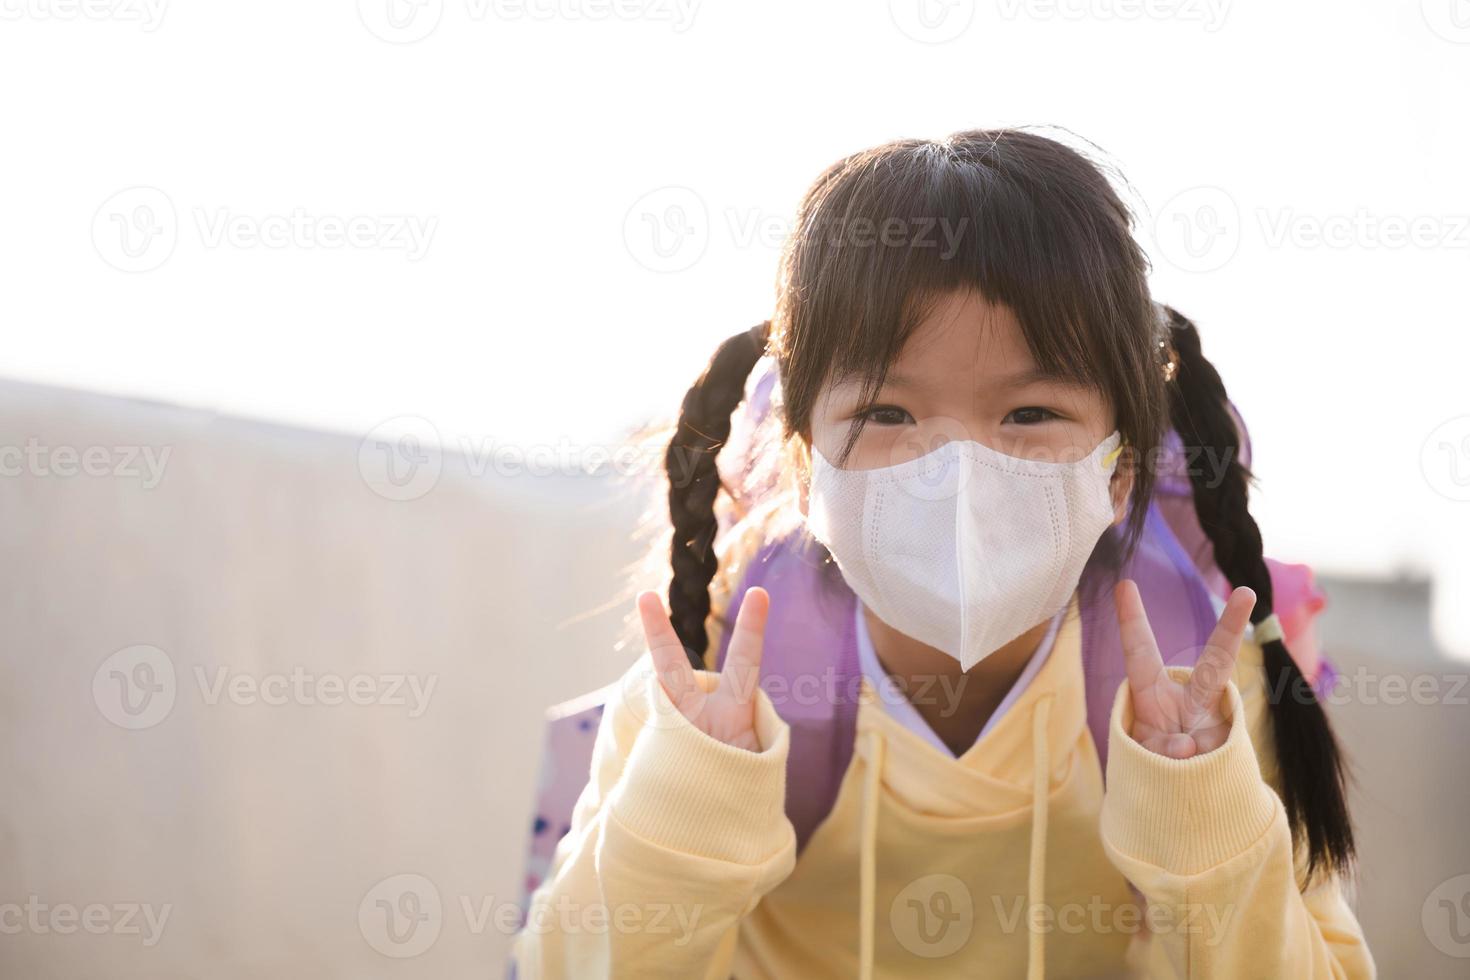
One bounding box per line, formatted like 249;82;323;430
1100;667;1281;876
609;665;792;866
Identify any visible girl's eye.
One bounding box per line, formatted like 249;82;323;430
859;404;914;426
1005;406;1060;425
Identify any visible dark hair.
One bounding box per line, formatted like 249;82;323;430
660;128;1353;879
663;322;770;667
1161;305;1355;879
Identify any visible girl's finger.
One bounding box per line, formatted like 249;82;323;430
1115;578;1166;696
721;587;770;705
1187;586;1256;715
637;590;697;703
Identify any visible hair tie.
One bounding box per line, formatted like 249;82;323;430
1252;612;1284;646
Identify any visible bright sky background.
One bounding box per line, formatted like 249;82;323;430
3;0;1468;655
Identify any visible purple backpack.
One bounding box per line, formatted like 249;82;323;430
513;358;1338;922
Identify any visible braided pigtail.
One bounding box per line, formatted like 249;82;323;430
666;321;772;668
1162;305;1355;880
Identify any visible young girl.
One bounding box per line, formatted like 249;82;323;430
512;129;1374;978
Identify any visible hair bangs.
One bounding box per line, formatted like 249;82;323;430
775;133;1148;468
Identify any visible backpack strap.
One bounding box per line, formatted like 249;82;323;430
1078;500;1220;775
714;532;861;853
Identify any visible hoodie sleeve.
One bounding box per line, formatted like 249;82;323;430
511;654;798;979
1097;640;1376;978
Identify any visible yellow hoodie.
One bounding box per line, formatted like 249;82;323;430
512;595;1374;978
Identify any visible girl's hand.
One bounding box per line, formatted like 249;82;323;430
1115;578;1257;759
636;586;771;752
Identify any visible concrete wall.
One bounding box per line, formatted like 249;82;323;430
1;379;1465;978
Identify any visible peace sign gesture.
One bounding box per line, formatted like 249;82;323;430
635;586;771;752
1116;578;1257;759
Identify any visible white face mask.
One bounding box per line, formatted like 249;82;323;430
806;430;1124;671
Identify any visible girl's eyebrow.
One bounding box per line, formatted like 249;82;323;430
829;369;932;394
879;367;1080;392
874;370;929;391
991;367;1083;390
833;366;1082;395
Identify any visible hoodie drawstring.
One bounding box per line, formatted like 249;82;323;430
1027;695;1053;980
856;693;1055;980
858;727;885;980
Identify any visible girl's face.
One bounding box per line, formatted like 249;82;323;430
806;288;1134;521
